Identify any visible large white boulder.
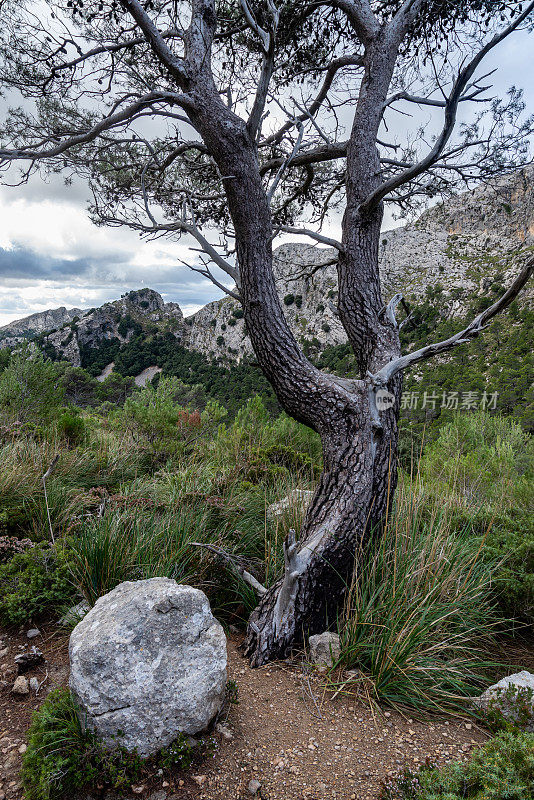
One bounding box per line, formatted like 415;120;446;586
478;671;534;731
69;578;227;756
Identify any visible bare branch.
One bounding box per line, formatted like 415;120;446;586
260;139;348;175
280;226;344;252
119;0;188;83
261;55;363;147
370;257;534;386
361;1;534;212
191;542;267;595
267;122;304;203
0;93;191;164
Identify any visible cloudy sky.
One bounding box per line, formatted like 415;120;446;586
0;23;532;327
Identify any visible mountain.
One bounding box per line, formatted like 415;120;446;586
1;166;532;373
0;306;83;349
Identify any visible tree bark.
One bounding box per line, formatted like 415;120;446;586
184;28;403;668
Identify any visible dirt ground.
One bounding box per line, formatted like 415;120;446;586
1;624;532;800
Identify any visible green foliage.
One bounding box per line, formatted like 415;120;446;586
283;293;295;306
57;409;86;446
419;413;534;619
334;480;501;713
22;688;213;800
69;506;211;606
0;542;76;624
79;337;120;376
0;348;65;423
22;688;144;800
483;684;534;734
381;731;534;800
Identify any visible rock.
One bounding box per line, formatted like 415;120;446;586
26;629;40;640
15;647;44;674
478;671;534;730
29;677;39;693
248;779;262;795
215;723;233;740
59;601;90;627
12;676;29;695
69;578;227;757
191;776;207;786
308;632;341;667
267;489;314;518
18;744;27;754
147;791;167;800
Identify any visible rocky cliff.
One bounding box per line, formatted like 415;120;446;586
1;166;532;369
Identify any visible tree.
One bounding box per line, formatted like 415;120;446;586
0;347;65;423
0;0;533;665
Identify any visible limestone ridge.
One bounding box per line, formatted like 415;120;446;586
1;166;532;367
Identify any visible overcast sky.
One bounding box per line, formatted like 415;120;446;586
0;25;532;327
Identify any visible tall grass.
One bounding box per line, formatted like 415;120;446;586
70;507;214;605
334;479;502;713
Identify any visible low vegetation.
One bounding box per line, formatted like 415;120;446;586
21;689;211;800
381;731;534;800
0;349;532;798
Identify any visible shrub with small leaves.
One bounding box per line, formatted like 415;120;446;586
381;731;534;800
0;534;34;563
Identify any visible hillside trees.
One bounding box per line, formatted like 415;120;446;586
0;0;533;664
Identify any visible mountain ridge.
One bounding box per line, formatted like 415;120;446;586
1;166;532;372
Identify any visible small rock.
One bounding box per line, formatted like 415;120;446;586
215;723;233;740
12;676;29;695
267;489;314;518
478;671;534;731
147;791;167;800
192;775;207;786
131;786;145;794
14;647;44;674
248;779;262;795
26;629;40;640
0;648;8;658
308;632;341;667
59;601;90;627
18;744;27;754
29;677;39;693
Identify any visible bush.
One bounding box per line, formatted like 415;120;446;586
57;409;86;446
334;481;501;713
419;413;534;619
22;688;210;800
22;689;143;800
0;348;65;424
0;542;76;624
69;507;210;605
382;731;534;800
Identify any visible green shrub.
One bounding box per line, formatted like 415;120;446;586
283;293;295;306
22;688;211;800
57;409;86;446
0;348;65;423
22;688;143;799
382;731;534;800
69;507;210;605
420;413;534;619
0;542;76;624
